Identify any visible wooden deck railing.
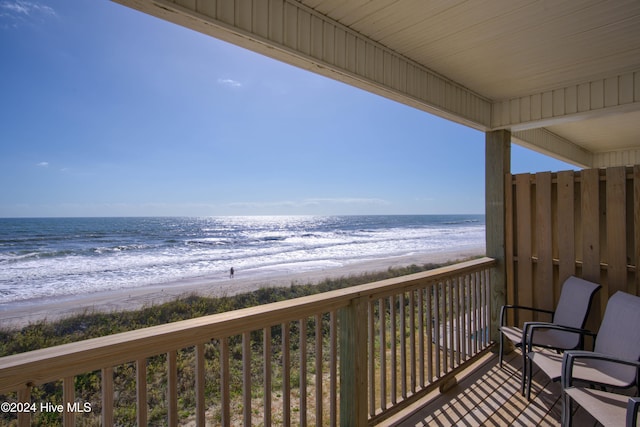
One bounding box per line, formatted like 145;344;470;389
0;257;495;426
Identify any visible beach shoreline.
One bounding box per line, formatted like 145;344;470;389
0;246;484;329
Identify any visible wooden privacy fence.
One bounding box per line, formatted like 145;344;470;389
0;257;494;427
506;165;640;325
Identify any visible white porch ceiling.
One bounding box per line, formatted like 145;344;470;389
114;0;640;168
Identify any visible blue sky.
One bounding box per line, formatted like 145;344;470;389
0;0;576;218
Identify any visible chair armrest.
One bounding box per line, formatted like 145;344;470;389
499;304;555;327
628;396;640;427
561;350;640;388
524;323;596;353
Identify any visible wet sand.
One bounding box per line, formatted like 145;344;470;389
0;247;484;329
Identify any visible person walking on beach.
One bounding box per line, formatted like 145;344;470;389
230;267;235;278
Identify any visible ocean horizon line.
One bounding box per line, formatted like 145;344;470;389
0;213;486;219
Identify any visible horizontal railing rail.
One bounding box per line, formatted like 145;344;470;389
0;257;495;426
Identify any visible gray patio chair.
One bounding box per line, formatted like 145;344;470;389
526;291;640;402
498;276;601;394
561;351;640;426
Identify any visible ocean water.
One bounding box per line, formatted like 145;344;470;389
0;215;484;304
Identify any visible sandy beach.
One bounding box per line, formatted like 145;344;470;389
0;247;484;329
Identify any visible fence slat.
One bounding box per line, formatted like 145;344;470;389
516;173;534;323
606;167;627;294
536;172;554;314
557;170;576;286
582;168;601;283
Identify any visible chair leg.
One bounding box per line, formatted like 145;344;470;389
521;349;527;395
561;392;572;427
526;358;533;400
499;333;504;367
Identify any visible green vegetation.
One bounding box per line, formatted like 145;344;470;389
0;261;455;426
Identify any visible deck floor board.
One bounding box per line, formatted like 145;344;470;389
383;349;601;427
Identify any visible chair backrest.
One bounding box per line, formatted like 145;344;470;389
593;291;640;385
552;276;601;328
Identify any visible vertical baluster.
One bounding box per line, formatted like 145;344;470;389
220;338;231;427
453;277;461;367
469;273;475;355
409;290;416;394
448;279;455;371
485;268;491;347
426;283;433;383
282;323;291;426
400;292;407;399
368;300;375;416
63;376;75;427
475;271;481;353
418;289;425;388
167;350;178;426
457;277;466;362
378;298;387;411
243;332;252;426
390;295;397;404
315;314;323;426
441;281;449;375
17;385;31;427
195;344;205;427
330;311;337;427
136;358;148;427
264;327;272;426
102;367;114;427
299;319;307;427
466;274;472;357
433;283;441;379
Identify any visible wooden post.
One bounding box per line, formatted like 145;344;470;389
485;130;511;342
339;297;368;426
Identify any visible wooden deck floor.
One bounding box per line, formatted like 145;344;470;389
380;349;600;427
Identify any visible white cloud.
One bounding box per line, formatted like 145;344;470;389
36;161;49;167
0;1;55;28
217;78;242;88
0;0;55;15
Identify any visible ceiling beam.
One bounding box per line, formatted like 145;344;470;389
492;70;640;131
512;128;593;168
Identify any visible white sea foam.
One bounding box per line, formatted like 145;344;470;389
0;216;485;304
